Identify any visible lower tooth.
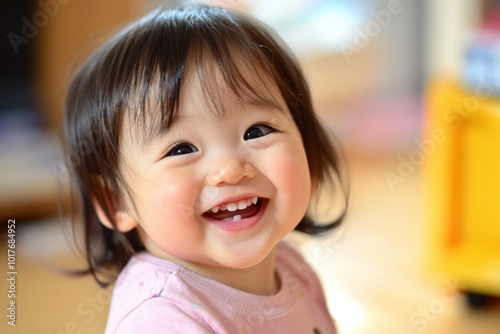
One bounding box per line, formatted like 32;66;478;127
222;215;242;222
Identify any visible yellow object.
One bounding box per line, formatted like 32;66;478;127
424;79;500;296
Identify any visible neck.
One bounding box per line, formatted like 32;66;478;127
215;249;279;295
176;249;279;295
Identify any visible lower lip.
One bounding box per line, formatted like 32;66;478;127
204;199;268;232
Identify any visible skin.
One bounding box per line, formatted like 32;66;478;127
97;67;312;296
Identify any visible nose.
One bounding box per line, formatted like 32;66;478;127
206;157;256;186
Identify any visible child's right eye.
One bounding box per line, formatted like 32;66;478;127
165;142;199;157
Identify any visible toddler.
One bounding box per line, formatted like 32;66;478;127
64;3;348;333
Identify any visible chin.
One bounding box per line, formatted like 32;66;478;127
219;246;275;270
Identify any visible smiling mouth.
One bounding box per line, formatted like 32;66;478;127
203;197;262;222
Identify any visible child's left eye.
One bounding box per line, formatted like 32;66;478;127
244;124;276;141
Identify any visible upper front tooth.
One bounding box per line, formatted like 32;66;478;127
237;200;248;210
216;197;259;212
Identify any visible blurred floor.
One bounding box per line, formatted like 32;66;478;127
1;154;500;334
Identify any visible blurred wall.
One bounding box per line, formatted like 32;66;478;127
32;0;429;133
34;0;138;133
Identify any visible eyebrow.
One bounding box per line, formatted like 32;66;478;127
246;95;287;113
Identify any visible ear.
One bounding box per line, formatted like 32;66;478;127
93;199;138;233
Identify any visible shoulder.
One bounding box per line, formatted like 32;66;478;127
276;239;316;279
105;252;220;333
276;239;327;300
111;297;213;333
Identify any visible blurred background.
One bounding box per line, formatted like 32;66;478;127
1;0;500;333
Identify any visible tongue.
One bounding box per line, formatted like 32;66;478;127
205;202;260;221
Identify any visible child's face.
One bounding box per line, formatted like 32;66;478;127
118;70;312;270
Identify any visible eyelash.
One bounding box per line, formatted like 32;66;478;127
165;141;198;157
244;123;278;141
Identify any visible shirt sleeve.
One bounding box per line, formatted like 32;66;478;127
112;297;214;334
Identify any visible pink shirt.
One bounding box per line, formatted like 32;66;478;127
105;241;337;334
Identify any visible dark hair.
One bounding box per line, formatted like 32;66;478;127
64;4;349;286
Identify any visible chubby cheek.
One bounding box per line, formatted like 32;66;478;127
138;176;203;253
271;143;311;224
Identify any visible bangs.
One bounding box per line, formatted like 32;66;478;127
121;6;291;145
